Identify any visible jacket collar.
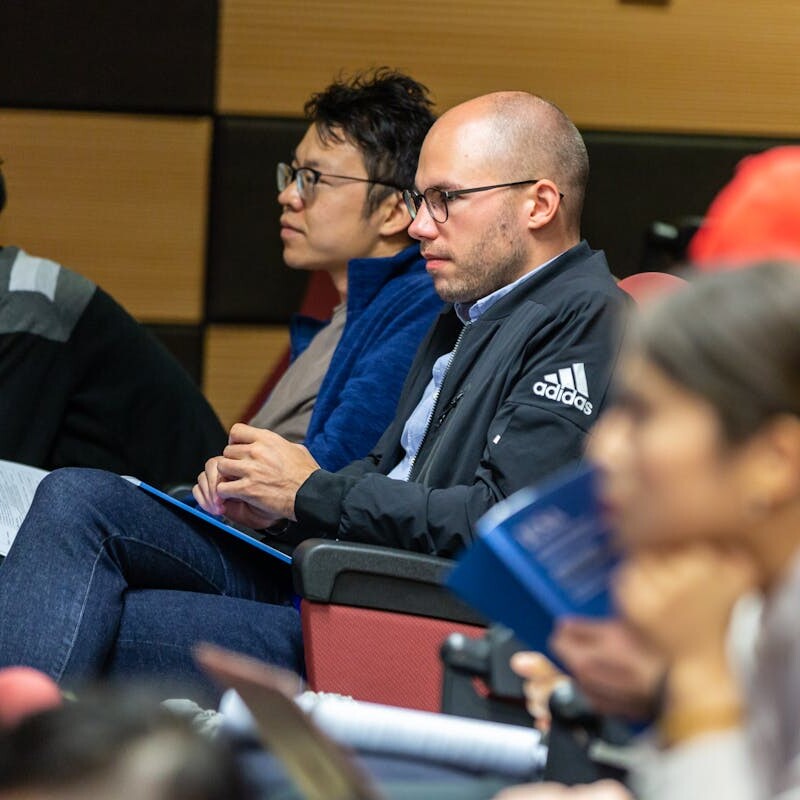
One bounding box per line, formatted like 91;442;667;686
475;240;604;321
346;243;425;314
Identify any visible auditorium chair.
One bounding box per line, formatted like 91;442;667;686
617;270;686;305
292;538;487;713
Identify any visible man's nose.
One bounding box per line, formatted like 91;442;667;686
408;200;437;240
278;180;303;209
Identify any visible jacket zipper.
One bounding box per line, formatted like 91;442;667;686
406;321;470;481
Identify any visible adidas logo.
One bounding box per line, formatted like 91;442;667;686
533;363;593;416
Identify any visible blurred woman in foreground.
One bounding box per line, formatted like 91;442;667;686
499;263;800;799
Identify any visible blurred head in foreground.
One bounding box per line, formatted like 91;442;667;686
0;688;249;800
591;262;800;583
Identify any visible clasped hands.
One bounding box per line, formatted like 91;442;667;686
192;423;321;530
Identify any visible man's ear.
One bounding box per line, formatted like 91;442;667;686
525;180;562;231
376;191;412;238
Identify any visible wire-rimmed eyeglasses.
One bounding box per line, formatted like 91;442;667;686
403;179;562;223
277;162;402;203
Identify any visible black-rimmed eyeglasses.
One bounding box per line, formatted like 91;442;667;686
277;162;402;203
403;179;561;224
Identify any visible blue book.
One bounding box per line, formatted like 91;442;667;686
446;464;616;654
123;477;293;564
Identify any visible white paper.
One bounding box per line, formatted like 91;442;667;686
0;459;49;556
297;692;546;779
220;689;546;780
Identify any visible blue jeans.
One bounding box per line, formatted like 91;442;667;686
0;469;303;698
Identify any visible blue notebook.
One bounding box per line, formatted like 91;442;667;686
123;477;292;564
447;464;616;655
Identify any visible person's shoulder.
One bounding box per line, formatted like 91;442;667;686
533;247;628;313
0;248;97;341
0;248;97;302
1;248;96;298
550;243;618;287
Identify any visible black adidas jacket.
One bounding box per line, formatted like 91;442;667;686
288;241;629;556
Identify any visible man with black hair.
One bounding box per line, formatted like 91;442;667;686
0;162;228;487
249;68;442;471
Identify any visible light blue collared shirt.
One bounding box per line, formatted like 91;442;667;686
387;254;562;481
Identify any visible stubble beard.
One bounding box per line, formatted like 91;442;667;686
435;215;529;304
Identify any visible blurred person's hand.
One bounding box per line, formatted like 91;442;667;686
615;544;758;743
510;619;665;729
550;618;665;720
509;651;568;731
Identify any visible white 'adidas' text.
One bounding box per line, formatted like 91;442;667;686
532;363;593;416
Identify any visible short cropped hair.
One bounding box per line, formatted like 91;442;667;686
487;93;589;231
304;68;436;213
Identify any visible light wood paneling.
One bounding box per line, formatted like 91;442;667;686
204;325;291;429
0;110;211;323
217;0;800;136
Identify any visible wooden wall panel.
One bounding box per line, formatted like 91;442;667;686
217;0;800;136
204;325;291;429
207;117;309;323
0;110;211;323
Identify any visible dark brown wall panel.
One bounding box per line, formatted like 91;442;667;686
582;132;798;277
0;0;217;113
147;325;205;386
206;116;309;323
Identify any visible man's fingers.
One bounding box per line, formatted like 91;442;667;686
509;651;568;726
215;457;252;482
193;476;222;515
223;498;281;530
192;457;226;515
221;441;268;461
228;422;278;446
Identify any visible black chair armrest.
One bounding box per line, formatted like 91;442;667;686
292;539;486;626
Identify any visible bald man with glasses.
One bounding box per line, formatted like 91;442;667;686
0;92;627;694
194;92;628;546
